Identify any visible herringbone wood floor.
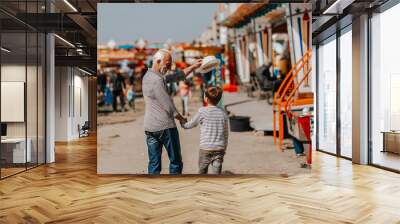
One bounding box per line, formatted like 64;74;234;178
1;135;400;224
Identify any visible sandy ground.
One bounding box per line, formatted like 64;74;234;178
98;91;309;175
224;92;278;131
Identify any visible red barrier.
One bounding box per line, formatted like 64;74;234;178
297;115;312;164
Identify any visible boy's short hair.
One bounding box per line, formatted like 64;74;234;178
205;86;223;105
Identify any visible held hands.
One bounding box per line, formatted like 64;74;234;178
176;114;187;126
179;117;188;126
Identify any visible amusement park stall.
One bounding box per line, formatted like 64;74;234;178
221;3;314;165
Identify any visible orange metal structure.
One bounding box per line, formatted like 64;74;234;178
272;49;312;150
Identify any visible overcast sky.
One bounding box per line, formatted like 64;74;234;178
98;3;218;44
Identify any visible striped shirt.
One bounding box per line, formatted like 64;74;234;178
142;70;179;132
182;106;229;150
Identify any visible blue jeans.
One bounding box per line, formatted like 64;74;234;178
145;128;183;174
292;137;304;154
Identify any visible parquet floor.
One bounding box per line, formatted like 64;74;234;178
1;167;26;178
1;135;400;224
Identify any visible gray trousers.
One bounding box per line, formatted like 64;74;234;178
198;149;225;174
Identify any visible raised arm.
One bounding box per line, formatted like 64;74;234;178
182;59;202;78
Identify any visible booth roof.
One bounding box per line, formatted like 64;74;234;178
222;3;283;29
182;46;224;55
117;44;135;50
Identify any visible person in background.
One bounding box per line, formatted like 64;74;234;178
128;63;136;85
164;63;190;97
97;74;112;112
97;89;104;107
292;138;305;157
179;79;191;116
142;49;202;174
98;70;107;93
272;69;285;99
201;70;213;106
141;64;148;78
112;71;126;112
181;86;229;174
292;106;311;157
127;84;136;112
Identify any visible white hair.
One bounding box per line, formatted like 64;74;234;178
153;49;171;63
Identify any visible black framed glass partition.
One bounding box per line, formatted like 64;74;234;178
339;25;352;159
314;1;400;171
316;23;353;159
370;2;400;171
0;30;28;177
0;1;46;179
317;34;337;155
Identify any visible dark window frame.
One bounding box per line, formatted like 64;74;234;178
0;0;47;180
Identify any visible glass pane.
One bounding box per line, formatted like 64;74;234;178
0;1;27;13
38;33;45;165
26;0;38;169
339;29;352;158
1;31;27;177
0;1;28;32
27;31;38;169
317;36;337;154
371;4;400;171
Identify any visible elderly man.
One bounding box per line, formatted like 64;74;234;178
142;49;201;174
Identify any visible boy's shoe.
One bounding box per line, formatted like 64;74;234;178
296;153;306;157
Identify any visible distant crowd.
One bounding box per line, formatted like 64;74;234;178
97;61;207;115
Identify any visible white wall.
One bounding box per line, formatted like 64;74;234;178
1;65;26;81
1;63;46;164
55;67;89;141
72;72;89;138
55;66;69;141
1;65;29;138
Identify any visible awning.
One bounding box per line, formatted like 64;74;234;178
222;3;283;29
222;3;266;28
118;44;135;50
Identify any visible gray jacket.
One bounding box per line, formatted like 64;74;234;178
142;70;179;132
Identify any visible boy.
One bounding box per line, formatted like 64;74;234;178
181;86;229;174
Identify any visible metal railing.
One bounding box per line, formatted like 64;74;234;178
272;49;312;150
